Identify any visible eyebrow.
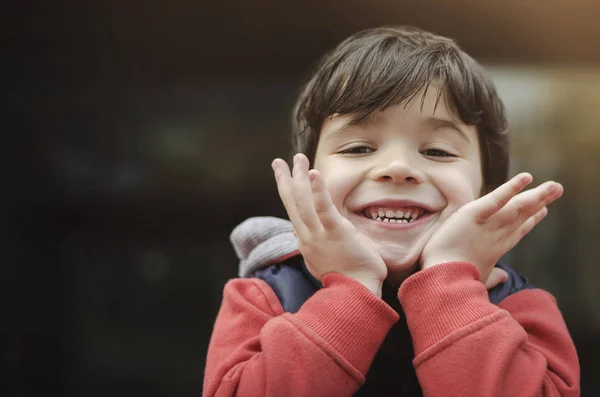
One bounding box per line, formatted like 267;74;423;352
324;113;378;142
324;114;472;144
424;117;471;143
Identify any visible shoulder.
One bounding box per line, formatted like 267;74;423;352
487;262;536;305
223;277;286;316
251;255;321;313
229;216;319;313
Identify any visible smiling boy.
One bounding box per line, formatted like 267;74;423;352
203;27;580;396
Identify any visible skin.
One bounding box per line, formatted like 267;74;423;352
272;87;563;297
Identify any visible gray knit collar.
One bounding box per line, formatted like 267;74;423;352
230;217;299;277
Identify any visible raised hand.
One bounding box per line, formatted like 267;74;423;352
420;173;563;283
272;153;387;296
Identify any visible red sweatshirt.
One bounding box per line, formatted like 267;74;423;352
203;217;579;396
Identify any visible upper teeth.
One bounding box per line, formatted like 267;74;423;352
365;207;424;223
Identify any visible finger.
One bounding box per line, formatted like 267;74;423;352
291;153;321;230
512;206;548;245
484;267;509;290
475;173;533;221
309;169;343;231
272;158;309;237
499;181;562;225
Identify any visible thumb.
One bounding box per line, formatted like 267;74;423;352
484;267;509;290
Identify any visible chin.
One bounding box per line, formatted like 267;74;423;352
377;244;421;283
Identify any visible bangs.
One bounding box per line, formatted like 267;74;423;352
301;32;486;127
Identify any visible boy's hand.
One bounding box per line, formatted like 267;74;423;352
272;153;387;297
485;267;509;290
420;173;563;283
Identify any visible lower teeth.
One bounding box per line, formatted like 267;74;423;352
377;217;412;223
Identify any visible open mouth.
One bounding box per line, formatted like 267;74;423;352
361;206;429;224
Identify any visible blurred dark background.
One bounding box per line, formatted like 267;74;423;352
3;1;600;396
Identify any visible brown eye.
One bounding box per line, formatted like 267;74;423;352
422;148;456;157
340;146;373;154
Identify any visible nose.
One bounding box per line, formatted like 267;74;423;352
369;149;424;184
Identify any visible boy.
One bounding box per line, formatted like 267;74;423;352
203;27;580;396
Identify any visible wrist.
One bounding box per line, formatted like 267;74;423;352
340;272;384;298
421;256;453;270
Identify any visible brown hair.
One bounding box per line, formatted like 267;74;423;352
292;26;509;194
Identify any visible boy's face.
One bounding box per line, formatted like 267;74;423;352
313;87;483;281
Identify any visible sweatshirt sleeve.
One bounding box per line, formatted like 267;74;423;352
203;273;399;397
398;261;580;397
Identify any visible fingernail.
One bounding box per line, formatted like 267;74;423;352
293;154;298;166
521;173;532;183
271;160;277;171
548;184;559;194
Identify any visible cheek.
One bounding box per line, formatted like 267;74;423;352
444;149;483;204
440;170;482;208
318;165;357;213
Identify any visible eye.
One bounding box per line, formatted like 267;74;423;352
422;148;456;158
340;146;374;155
